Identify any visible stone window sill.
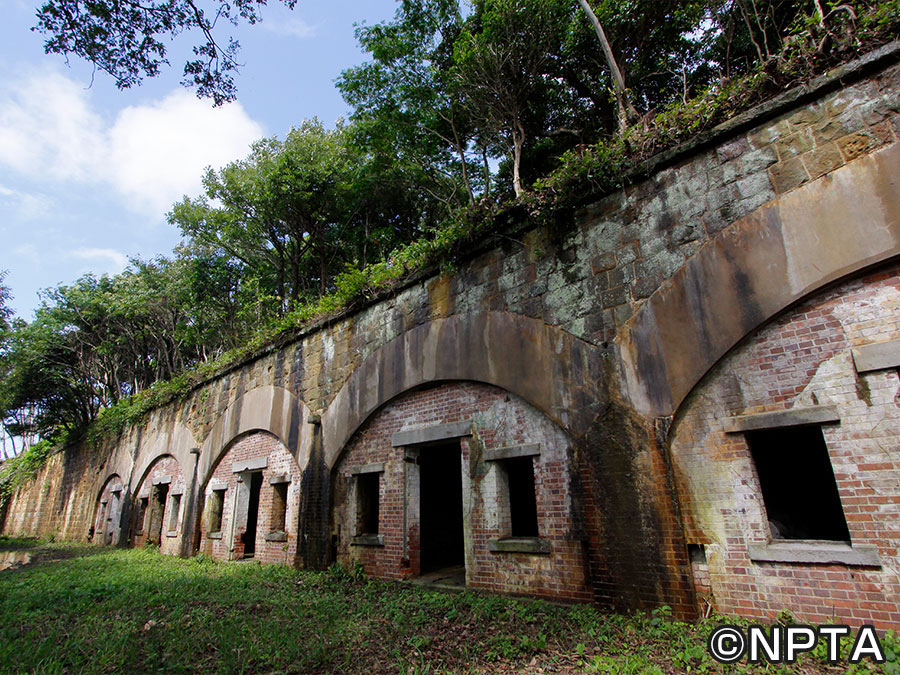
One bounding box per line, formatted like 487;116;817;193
207;531;223;540
351;534;385;547
488;537;550;554
134;530;143;536
165;531;178;538
265;531;287;542
749;541;880;567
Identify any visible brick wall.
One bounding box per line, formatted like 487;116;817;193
198;432;301;566
671;261;900;629
333;382;590;602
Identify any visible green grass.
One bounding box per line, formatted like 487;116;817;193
0;537;896;674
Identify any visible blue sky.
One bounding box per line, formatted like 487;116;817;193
0;0;399;320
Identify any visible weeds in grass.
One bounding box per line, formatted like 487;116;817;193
0;543;894;674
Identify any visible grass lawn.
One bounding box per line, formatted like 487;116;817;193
0;536;895;674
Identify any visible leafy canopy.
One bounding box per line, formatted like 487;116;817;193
33;0;296;104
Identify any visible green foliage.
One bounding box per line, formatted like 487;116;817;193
0;434;63;506
33;0;297;105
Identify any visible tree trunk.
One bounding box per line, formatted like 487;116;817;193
576;0;639;133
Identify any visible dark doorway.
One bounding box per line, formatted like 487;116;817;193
419;442;464;574
243;471;263;557
149;484;168;545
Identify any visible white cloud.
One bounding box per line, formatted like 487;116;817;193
107;90;264;214
0;184;52;220
261;16;319;39
0;69;105;180
71;247;129;274
0;68;264;218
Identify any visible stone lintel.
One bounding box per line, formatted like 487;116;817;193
488;537;551;554
724;405;839;433
170;488;184;496
352;462;384;475
269;474;292;485
165;530;178;538
852;339;900;373
351;534;385;547
484;444;541;462
152;475;172;486
110;484;123;493
391;421;472;447
749;542;880;566
265;531;288;542
207;531;223;540
232;456;268;473
207;480;227;492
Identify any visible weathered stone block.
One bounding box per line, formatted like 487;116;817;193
803;142;844;178
774;131;814;159
741;146;778;173
768;156;809;194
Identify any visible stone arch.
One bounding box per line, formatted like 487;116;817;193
196;385;313;491
92;474;123;546
131;453;190;554
196;429;304;564
323;311;603;470
128;422;199;495
619;142;900;419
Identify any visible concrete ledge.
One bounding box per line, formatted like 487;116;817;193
207;479;227;492
233;456;267;473
351;534;385;547
484;444;541;462
488;537;551;554
749;541;881;566
207;531;223;540
724;406;840;433
853;339;900;373
265;531;287;542
392;421;472;447
152;475;172;485
165;530;178;538
352;462;385;475
269;474;292;485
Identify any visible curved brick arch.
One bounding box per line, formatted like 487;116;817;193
197;385;312;490
620;142;900;419
322;311;604;469
129;422;199;494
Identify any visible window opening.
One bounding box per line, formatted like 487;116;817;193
270;482;288;533
168;493;182;533
135;497;149;534
356;472;380;535
505;456;539;537
207;489;225;534
745;425;850;542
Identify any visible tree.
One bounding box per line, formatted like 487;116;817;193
453;0;572;198
339;0;481;205
33;0;295;104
